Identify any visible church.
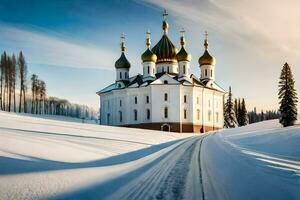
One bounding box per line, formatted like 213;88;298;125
97;10;226;133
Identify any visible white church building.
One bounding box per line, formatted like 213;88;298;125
97;10;226;133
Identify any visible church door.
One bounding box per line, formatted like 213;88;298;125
161;124;170;132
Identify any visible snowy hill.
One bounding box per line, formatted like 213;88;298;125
0;111;299;200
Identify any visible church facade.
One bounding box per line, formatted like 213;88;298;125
97;10;226;133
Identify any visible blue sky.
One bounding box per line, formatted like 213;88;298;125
0;0;299;111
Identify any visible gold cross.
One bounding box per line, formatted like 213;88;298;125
180;28;185;37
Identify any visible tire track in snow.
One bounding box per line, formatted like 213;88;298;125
108;135;206;200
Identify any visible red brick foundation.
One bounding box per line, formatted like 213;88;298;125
123;123;222;133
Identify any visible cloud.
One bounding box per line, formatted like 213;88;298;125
0;23;117;70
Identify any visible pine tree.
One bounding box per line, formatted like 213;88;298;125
234;98;238;124
239;98;248;126
224;86;237;128
18;51;27;113
278;62;298;127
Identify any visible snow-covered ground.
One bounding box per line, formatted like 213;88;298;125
0;111;299;200
202;120;300;200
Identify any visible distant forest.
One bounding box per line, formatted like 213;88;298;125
0;51;97;121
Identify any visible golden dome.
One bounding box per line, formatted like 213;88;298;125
176;33;191;62
142;48;157;63
141;31;157;63
198;50;215;66
198;31;216;66
115;35;131;69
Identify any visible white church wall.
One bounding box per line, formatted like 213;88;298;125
156;62;179;74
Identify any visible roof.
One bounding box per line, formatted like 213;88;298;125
97;72;225;95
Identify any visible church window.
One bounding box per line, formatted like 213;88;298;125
184;95;187;103
205;69;207;76
211;69;213;76
216;112;219;123
107;113;110;125
184;109;187;119
120;100;122;107
164;80;168;84
164;107;168;118
197;97;199;104
167;66;170;73
146;95;149;104
162;67;165;72
147;109;150;120
125;72;128;78
120;72;122;79
164;93;168;101
197;109;200;120
148;66;150;74
208;110;211;121
134;96;138;104
119;111;122;122
183;65;186;74
134;110;138;121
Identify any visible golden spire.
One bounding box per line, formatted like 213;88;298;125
146;29;151;48
204;31;208;50
180;28;186;46
162;9;169;35
120;33;125;53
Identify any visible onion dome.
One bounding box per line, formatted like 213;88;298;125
176;30;191;62
141;31;157;62
151;9;178;63
115;34;131;69
199;31;216;66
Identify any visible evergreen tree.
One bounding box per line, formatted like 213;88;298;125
224;86;237;128
278;62;298;127
18;51;27;113
239;98;248;126
234;98;238;124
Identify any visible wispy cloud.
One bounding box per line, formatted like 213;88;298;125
0;23;117;70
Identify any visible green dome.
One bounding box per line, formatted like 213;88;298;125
176;47;191;62
152;35;178;63
115;52;131;69
141;48;157;62
198;50;216;66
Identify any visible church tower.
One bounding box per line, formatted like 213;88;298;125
141;31;157;79
176;29;191;78
115;34;131;82
199;32;216;82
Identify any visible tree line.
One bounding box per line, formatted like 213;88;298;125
224;62;298;128
0;51;97;121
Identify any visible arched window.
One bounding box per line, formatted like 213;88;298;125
164;80;168;84
167;66;170;73
164;93;168;101
164;107;168;118
183;65;186;74
211;69;213;77
125;72;128;78
197;109;200;120
184;95;187;103
134;96;137;104
147;109;150;120
120;72;122;79
184;109;187;119
148;66;150;74
146;95;149;104
205;69;207;76
119;111;122;122
208;110;211;121
134;110;138;121
120;100;122;107
216;112;219;123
